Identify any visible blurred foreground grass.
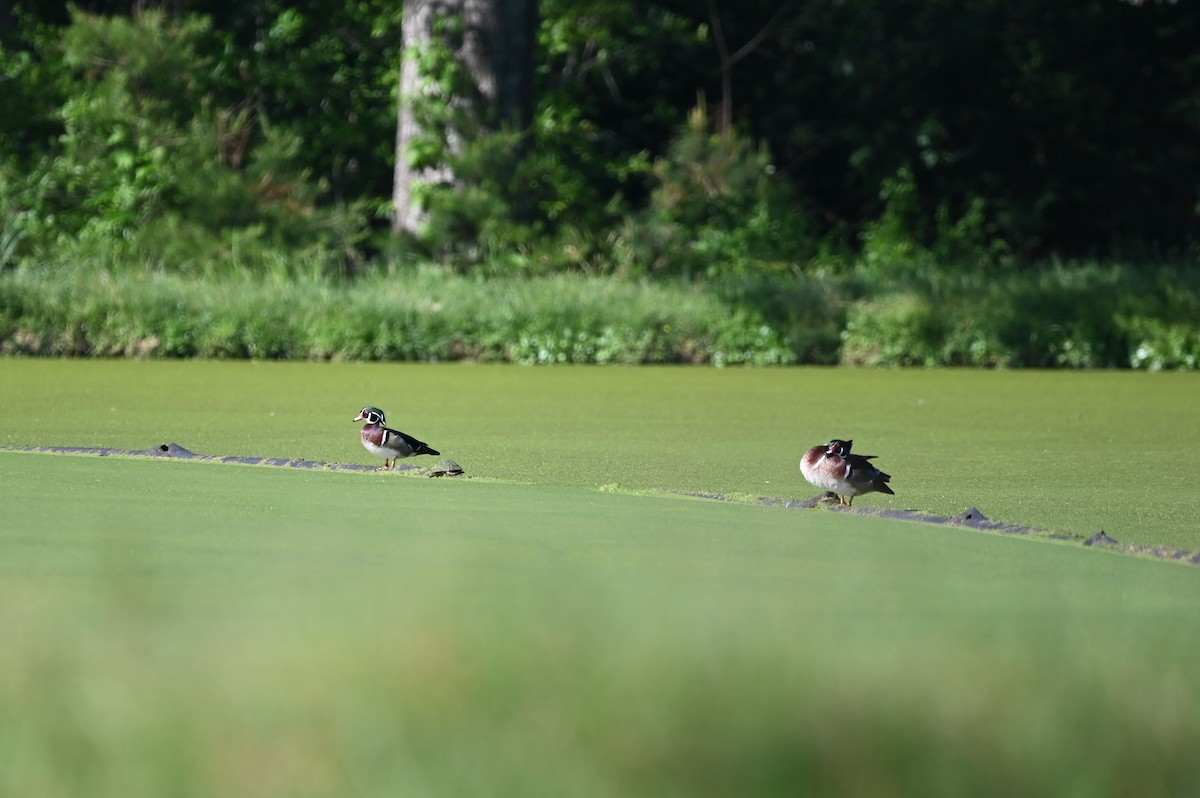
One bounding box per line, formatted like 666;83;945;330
1;453;1198;797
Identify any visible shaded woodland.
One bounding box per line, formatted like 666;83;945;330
1;1;1198;366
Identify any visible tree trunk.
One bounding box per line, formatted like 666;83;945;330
392;0;536;235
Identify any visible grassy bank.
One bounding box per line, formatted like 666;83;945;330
0;267;792;365
2;261;1198;367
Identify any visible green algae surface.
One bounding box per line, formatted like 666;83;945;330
2;359;1197;547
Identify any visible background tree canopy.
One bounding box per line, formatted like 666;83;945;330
2;0;1196;275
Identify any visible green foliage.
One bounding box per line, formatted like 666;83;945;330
1124;319;1200;371
217;0;404;205
0;8;371;276
837;261;1200;369
5;0;1199;270
858;168;931;274
5;258;1198;369
1;1;1197;369
0;14;72;170
614;104;816;278
401;4;666;274
0;268;793;365
858;166;1011;277
793;0;1199;253
39;12;213;238
714;275;851;366
413;128;543;268
401;11;476;175
533;1;706;228
396;0;1200;258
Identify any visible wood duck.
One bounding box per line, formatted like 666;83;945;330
353;406;440;469
800;438;894;506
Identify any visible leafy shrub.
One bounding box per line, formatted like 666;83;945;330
836;261;1200;369
613;104;816;279
855;167;1013;282
990;266;1129;368
715;274;851;365
857;168;933;277
2;9;369;277
839;293;1012;367
1124;319;1200;370
409;124;630;276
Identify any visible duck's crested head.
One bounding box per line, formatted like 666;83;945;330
354;406;386;425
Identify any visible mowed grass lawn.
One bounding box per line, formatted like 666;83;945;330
1;360;1199;796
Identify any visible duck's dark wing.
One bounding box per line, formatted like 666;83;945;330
845;454;894;495
845;453;878;471
386;426;440;457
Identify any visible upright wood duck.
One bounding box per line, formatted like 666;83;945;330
353;406;440;469
800;438;894;506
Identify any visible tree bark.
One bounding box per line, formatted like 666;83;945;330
392;0;536;235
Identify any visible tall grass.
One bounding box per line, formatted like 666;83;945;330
2;259;1198;367
0;266;793;365
837;261;1200;368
